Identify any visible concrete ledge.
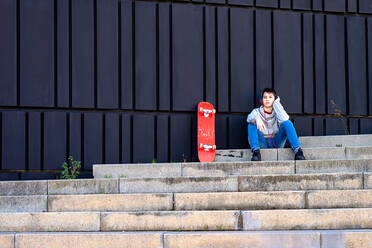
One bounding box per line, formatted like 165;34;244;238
48;193;173;212
93;163;182;179
307;190;372;208
101;211;240;231
0;212;100;232
295;159;371;174
174;191;305;210
238;173;363;191
321;230;372;248
0;233;14;248
242;208;372;230
215;149;277;162
278;147;345;161
120;177;238;193
48;179;118;195
346;146;372;159
164;231;320;248
299;134;372;148
365;173;372;189
15;232;163;248
0;196;47;212
182;161;294;177
0;181;47;196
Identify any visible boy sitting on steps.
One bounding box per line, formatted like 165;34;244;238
246;88;306;161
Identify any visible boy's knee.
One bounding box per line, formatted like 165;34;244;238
282;120;294;127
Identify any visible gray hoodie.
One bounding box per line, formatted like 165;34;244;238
246;98;289;138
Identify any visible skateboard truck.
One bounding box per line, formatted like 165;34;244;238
199;143;217;151
199;107;216;118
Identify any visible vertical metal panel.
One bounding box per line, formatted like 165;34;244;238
105;113;119;164
216;115;228;149
217;7;229;113
347;16;367;115
293;117;312;136
57;0;70;107
20;0;54;107
360;0;372;14
255;9;273;105
205;6;216;106
256;0;278;8
313;117;324;136
2;111;26;170
121;0;133;109
349;118;359;134
44;112;67;170
157;115;169;162
172;4;203;111
326;15;346;115
132;114;155;163
71;0;94;108
324;0;345;12
135;1;157;110
0;0;17;106
312;0;323;11
367;18;372;116
159;2;170;111
347;0;358;12
229;0;253;6
230;8;254;112
326;118;348;135
360;119;372;134
0;173;19;181
69;112;82;161
314;14;326;114
84;112;102;170
274;11;302;113
170;115;191;162
121;113;132;163
28;112;41;170
229;115;248;149
293;0;311;10
303;13;314;114
280;0;291;9
97;0;118;109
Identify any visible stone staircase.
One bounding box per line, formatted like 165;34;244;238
1;134;372;247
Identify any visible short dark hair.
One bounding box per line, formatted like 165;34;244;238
262;88;276;98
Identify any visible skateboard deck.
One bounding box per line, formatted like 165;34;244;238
197;102;216;162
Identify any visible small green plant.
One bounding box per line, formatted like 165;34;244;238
119;174;127;178
99;189;106;194
152;158;157;163
104;174;113;178
60;156;81;179
204;225;209;231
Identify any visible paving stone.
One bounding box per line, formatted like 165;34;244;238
346;146;372;159
93;164;182;179
278;147;345;161
120;177;238;193
0;181;47;196
243;208;372;230
14;232;163;248
295;159;370;174
0;212;100;232
164;231;320;248
215;149;277;162
321;230;372;248
365;173;372;189
238;173;363;191
48;179;118;195
299;134;372;148
101;211;240;231
174;191;305;210
0;233;14;248
182;161;294;177
0;196;47;212
48;193;173;212
307;190;372;208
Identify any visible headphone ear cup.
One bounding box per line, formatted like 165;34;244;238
260;99;263;105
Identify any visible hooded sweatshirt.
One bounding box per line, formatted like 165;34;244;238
246;98;289;138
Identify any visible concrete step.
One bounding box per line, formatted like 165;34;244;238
215;146;372;162
94;159;372;179
2;230;372;248
120;172;365;193
243;208;372;231
299;134;372;148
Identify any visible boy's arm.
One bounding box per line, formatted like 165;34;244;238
246;108;259;124
273;97;289;124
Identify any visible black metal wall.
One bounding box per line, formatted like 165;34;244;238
1;0;372;180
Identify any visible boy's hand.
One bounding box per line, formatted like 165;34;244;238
256;118;266;133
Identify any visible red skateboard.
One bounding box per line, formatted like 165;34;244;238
197;102;216;162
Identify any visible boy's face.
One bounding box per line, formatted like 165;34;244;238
262;92;275;108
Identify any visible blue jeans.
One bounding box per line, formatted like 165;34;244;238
248;120;301;151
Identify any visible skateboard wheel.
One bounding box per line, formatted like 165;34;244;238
199;107;203;112
212;109;216;114
213;145;216;150
199;143;203;148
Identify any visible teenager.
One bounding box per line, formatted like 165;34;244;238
246;88;306;161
